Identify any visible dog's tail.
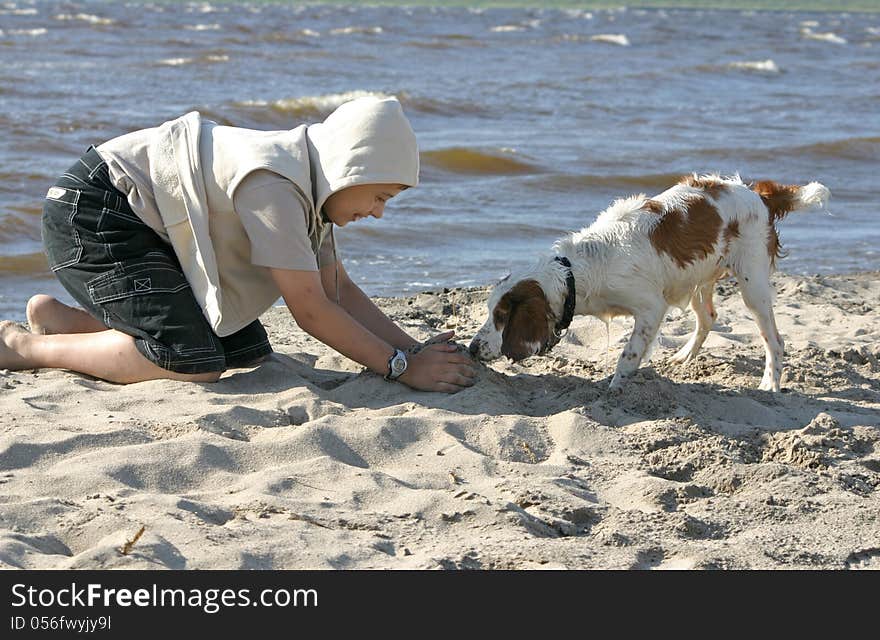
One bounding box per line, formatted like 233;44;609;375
752;180;830;224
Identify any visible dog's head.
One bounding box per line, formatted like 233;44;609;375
469;262;570;362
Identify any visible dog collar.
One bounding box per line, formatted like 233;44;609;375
553;256;576;335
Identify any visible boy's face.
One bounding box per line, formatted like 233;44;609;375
323;183;407;227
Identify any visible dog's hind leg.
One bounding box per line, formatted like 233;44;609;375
670;282;716;363
737;269;784;391
609;304;666;390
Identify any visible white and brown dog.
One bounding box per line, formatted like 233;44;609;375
468;175;830;392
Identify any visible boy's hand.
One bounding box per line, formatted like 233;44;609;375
404;331;461;356
397;341;476;393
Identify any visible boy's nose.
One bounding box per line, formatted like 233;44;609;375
370;202;385;219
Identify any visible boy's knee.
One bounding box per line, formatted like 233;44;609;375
26;294;55;319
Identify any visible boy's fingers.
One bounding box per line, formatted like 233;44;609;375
453;374;475;386
425;331;455;345
426;343;458;353
448;363;476;377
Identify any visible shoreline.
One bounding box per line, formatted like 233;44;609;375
1;270;878;569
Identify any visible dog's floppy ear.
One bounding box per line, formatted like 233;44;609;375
496;280;553;361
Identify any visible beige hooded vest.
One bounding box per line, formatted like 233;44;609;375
131;96;418;336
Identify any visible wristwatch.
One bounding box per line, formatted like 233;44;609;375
385;348;408;381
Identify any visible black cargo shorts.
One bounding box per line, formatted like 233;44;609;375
40;146;272;374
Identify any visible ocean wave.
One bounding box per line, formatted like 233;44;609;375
54;13;115;26
728;59;781;73
0;209;41;247
343;217;547;242
235;90;393;121
254;29;322;44
490;25;526;33
691;60;781;75
0;8;38;15
7;28;47;36
696;136;880;163
156;54;228;67
788;136;880;161
227;90;488;126
329;26;383;35
421;147;541;175
397;92;490;117
522;172;688;194
0;252;48;274
590;34;630;46
404;35;485;50
186;3;226;14
801;28;848;45
183;24;221;31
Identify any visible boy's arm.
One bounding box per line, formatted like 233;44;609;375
271;267;396;375
270;267;476;393
320;258;421;350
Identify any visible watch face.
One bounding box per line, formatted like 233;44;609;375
392;357;406;374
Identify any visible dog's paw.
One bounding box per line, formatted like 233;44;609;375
608;375;625;392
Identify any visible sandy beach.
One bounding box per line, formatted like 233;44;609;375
1;271;878;570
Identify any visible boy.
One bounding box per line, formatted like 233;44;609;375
0;97;475;393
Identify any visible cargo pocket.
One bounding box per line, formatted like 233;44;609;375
41;186;83;271
86;252;219;357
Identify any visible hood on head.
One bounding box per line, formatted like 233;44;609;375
305;96;419;217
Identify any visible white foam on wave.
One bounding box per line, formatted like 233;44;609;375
490;25;525;33
563;9;593;19
158;57;192;66
729;59;780;73
590;34;630;46
300;29;320;37
9;28;47;36
184;23;221;31
187;3;224;14
240;90;392;115
802;28;847;44
330;26;383;35
866;27;880;35
54;13;114;25
1;7;38;15
800;20;820;28
157;54;228;66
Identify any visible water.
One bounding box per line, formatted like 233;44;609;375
1;1;878;321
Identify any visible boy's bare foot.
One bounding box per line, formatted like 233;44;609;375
26;294;106;335
0;321;32;370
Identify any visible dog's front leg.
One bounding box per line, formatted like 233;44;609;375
609;306;666;390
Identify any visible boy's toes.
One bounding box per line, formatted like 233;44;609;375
0;321;31;369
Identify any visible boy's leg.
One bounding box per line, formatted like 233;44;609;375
0;321;220;384
26;294;107;335
33;148;230;383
